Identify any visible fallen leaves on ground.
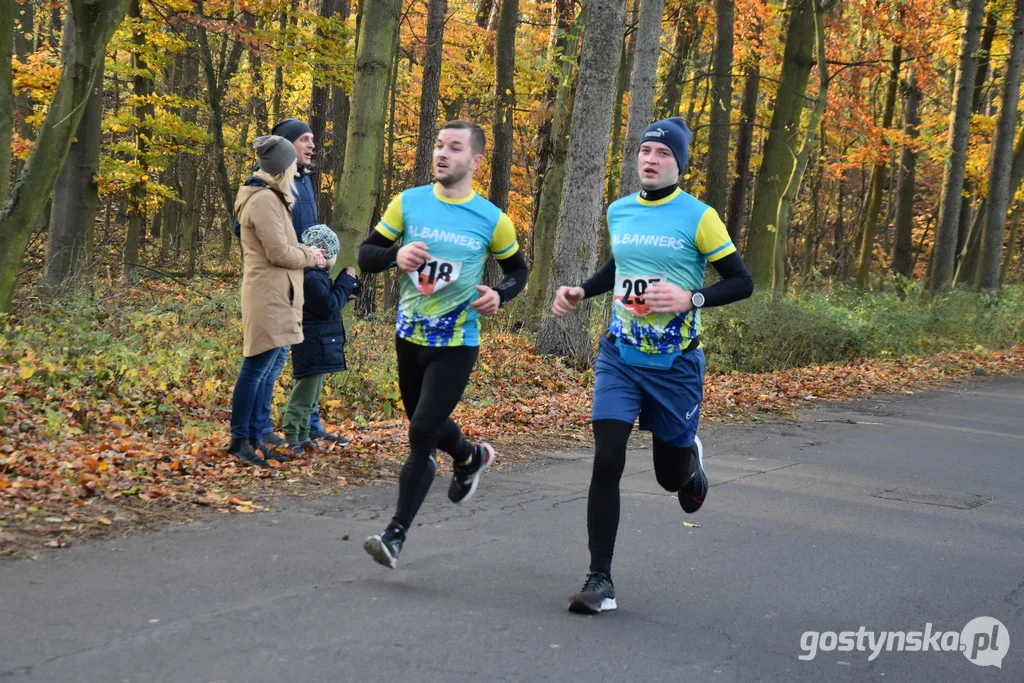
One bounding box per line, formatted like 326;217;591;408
1;341;1021;556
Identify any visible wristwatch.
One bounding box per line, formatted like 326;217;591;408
691;291;705;308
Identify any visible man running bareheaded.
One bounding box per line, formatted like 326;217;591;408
357;120;529;569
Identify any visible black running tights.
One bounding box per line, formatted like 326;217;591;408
391;337;478;529
588;420;697;575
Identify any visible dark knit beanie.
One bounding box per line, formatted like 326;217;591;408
252;135;297;176
271;117;313;143
640;117;692;173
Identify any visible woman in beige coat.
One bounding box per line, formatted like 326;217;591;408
227;135;326;466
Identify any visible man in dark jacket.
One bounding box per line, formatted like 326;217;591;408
252;118;350;450
281;225;360;455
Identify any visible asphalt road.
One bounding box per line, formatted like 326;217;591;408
2;376;1023;682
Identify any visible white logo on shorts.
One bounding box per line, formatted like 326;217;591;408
685;405;699;420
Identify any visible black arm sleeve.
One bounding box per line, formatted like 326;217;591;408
494;250;529;305
357;230;400;274
699;251;754;307
580;257;616;299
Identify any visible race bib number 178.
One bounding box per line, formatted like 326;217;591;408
614;274;667;317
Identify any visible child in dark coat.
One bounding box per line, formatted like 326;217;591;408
282;225;360;455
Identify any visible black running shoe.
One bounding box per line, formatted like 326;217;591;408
567;571;617;614
363;524;406;569
448;443;495;504
679;436;707;514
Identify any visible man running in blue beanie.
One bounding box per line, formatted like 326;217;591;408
551;117;754;614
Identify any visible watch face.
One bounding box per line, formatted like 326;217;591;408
692;292;705;308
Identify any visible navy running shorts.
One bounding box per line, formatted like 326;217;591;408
591;335;705;447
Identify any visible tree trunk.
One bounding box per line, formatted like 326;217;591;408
195;1;245;260
309;0;335;199
0;0;13;207
703;0;733;214
12;0;34;176
526;5;582;326
333;0;402;268
535;0;626;360
0;0;131;313
489;0;518;210
891;72;921;278
319;0;351;225
929;0;985;291
530;0;574;233
272;6;287;124
655;2;699;120
45;61;104;294
1002;203;1022;284
726;53;760;245
123;0;155;283
475;0;493;28
955;11;997;265
978;0;1024;290
605;34;629;203
854;44;901;290
616;0;664;199
771;1;828;295
412;0;447;186
742;0;815;291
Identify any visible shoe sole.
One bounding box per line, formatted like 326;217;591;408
451;443;495;505
363;535;397;569
567;594;618;614
228;452;268;467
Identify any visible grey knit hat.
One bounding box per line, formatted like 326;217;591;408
301;224;340;260
252;135;296;175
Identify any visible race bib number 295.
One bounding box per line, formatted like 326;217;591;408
614;274;666;317
409;257;462;295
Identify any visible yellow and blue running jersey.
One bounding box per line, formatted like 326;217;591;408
375;184;520;347
607;188;735;354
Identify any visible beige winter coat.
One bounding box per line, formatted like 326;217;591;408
234;169;318;357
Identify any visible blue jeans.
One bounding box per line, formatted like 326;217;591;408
230;347;286;440
253;346;323;437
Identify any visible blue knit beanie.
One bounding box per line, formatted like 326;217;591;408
640;117;692;173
